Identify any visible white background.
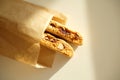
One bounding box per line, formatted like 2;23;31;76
0;0;120;80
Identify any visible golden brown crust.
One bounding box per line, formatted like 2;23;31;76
46;20;83;45
40;33;73;57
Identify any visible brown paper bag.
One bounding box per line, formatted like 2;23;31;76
0;0;66;68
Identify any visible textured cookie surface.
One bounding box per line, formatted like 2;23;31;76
46;20;82;45
40;33;73;57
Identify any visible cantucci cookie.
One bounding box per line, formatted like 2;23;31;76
46;20;83;45
40;33;73;57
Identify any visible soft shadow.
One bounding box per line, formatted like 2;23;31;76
86;0;120;80
0;54;70;80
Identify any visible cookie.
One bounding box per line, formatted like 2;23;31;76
46;20;82;45
40;33;73;57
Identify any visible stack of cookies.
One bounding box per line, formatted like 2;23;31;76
40;20;83;57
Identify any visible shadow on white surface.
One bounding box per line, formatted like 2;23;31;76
87;0;120;80
0;54;70;80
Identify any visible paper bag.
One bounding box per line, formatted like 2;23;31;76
0;0;66;68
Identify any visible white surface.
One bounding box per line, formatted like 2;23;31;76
0;0;120;80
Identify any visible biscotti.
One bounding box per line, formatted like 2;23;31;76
40;33;73;57
46;20;82;45
40;20;83;57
